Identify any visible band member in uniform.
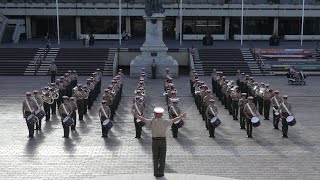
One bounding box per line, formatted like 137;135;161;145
99;100;111;138
236;70;241;86
69;97;78;130
58;96;72;138
132;96;145;139
49;61;57;83
238;93;247;129
231;86;241;120
243;96;259;138
168;98;181;138
279;95;293;138
263;89;273;120
206;99;218;138
74;86;84;121
33;90;43;130
22;92;37;138
211;69;217;93
42;92;52;121
271;90;282;129
202;89;213;128
257;83;265;115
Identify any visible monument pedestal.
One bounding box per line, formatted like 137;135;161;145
130;13;179;78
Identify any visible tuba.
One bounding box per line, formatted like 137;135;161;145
50;88;59;100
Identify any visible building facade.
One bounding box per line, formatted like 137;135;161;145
1;0;320;41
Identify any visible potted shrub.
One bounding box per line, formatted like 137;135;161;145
203;33;213;45
269;33;280;46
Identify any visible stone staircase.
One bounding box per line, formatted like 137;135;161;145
37;48;60;75
240;48;262;76
103;48;116;76
198;49;251;76
192;48;204;76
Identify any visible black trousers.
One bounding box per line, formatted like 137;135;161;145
240;110;246;129
36;116;42;130
202;105;207;120
227;96;232;114
208;121;215;137
25;111;34;137
171;123;178;137
211;79;216;93
51;100;56;114
50;72;56;83
232;100;239;120
61;114;70;138
100;117;109;137
263;100;271;120
77;100;84;120
134;117;142;138
71;111;77;130
152;66;156;79
273;108;280;129
83;99;88;114
246;119;253;137
282;118;288;136
152;139;166;176
44;102;50;121
257;96;263;115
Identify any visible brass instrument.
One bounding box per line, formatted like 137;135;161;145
41;94;54;104
83;89;90;99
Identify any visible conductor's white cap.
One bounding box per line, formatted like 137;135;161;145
154;107;164;114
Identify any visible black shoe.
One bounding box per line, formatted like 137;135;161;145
156;174;164;178
28;135;34;138
274;127;279;129
52;112;56;115
62;136;69;138
235;118;239;120
247;135;253;138
282;135;288;138
71;128;75;130
209;135;215;138
101;135;108;138
264;119;269;120
135;136;141;139
240;127;246;129
173;136;177;138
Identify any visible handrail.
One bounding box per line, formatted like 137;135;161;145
189;48;195;72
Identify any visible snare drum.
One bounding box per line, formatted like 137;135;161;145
63;116;74;126
102;119;113;130
174;119;184;128
286;115;296;126
35;109;46;120
135;118;146;127
251;117;260;127
27;114;38;125
210;117;221;128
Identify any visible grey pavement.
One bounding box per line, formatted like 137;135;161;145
0;75;320;180
0;39;319;49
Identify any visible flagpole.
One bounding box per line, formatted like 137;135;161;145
55;0;60;45
179;0;183;46
301;0;305;46
119;0;122;46
241;0;244;46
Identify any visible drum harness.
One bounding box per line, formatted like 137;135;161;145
25;99;33;113
272;96;280;112
134;102;142;123
62;104;69;116
245;103;256;117
171;105;181;124
101;106;109;119
281;102;292;116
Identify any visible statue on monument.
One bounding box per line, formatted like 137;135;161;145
145;0;165;16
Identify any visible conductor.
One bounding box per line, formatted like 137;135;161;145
132;107;186;178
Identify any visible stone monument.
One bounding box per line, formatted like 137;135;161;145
130;0;179;78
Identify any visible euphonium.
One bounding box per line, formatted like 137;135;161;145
50;89;59;100
41;94;54;104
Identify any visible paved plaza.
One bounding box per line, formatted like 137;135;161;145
0;75;320;180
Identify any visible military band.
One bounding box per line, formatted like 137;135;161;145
99;100;111;138
22;92;37;138
206;99;218;138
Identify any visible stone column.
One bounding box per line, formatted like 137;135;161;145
225;17;230;40
75;16;81;40
25;16;32;39
273;17;279;35
125;16;131;34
